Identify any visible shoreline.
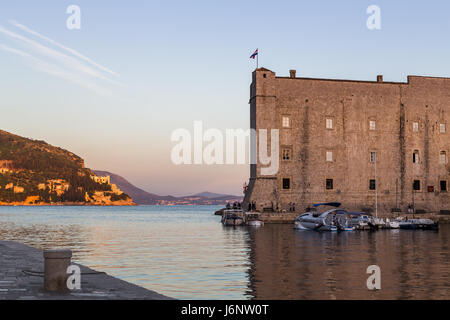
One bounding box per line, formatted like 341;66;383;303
0;203;224;207
0;202;136;206
0;240;173;300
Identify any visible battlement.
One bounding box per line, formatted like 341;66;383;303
254;67;450;85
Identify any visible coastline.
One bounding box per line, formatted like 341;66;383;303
0;201;137;206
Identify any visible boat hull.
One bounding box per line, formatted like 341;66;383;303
295;207;354;232
223;218;245;226
398;222;438;230
294;220;337;231
388;221;400;229
247;220;264;227
221;209;246;226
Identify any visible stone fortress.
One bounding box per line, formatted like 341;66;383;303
243;68;450;214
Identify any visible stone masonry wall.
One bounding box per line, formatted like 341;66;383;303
245;68;450;214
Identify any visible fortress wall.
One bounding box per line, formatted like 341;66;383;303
246;69;450;213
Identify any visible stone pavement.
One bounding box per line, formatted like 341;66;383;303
0;240;173;300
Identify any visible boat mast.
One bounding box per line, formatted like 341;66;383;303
375;151;378;219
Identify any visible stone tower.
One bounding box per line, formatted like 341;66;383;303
244;68;450;214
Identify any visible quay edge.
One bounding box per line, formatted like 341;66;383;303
0;240;173;300
257;212;450;224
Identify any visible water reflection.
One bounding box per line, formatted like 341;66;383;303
0;206;251;300
246;224;449;299
0;206;448;299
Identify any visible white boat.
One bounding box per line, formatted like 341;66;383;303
245;212;264;227
386;218;400;229
221;209;246;226
348;212;377;230
373;217;385;226
294;202;352;231
395;218;438;230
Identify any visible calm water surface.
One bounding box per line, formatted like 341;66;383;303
0;205;448;299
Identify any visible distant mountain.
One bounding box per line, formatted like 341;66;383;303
93;170;175;205
93;171;243;205
0;128;238;207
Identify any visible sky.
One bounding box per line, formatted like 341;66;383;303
1;1;450;196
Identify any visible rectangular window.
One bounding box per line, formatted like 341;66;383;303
413;122;419;132
326;151;333;162
369;120;376;131
427;186;435;193
282;149;291;161
440;123;446;133
369;179;376;190
282;178;291;190
326;179;334;190
440;151;447;164
326;118;333;129
282;116;290;128
440;180;447;192
413;150;420;163
413;180;421;191
370;151;377;163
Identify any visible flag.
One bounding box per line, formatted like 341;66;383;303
250;49;258;59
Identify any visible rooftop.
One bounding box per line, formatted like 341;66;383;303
256;67;450;85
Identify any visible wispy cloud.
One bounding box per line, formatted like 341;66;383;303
9;20;120;77
0;21;123;97
0;44;113;97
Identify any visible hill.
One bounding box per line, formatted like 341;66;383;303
93;170;175;204
0;130;133;205
93;170;243;205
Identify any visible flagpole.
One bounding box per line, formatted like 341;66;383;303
257;48;259;69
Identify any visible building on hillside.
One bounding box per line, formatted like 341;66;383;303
0;160;13;173
243;68;450;214
111;184;123;195
13;186;24;194
91;175;111;185
46;179;70;196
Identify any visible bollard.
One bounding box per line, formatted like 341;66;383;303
43;249;72;292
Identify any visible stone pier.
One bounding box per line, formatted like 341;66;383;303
0;241;172;300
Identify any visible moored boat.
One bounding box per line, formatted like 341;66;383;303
221;209;246;226
396;218;438;230
348;212;378;230
334;211;355;231
294;202;352;232
245;212;264;227
386;218;400;229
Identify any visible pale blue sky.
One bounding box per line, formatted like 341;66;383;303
1;1;450;196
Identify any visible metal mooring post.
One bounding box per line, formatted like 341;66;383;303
43;249;72;292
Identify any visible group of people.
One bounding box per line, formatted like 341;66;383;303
225;201;297;213
288;202;296;212
225;201;258;211
226;202;242;210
